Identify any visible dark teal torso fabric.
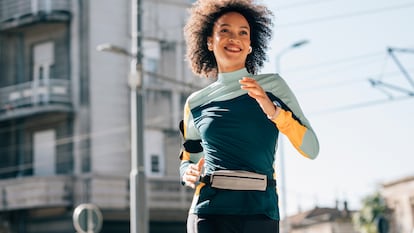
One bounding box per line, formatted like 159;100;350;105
182;68;318;220
185;68;281;220
191;93;278;175
191;93;280;219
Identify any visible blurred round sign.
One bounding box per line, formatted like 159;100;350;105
73;203;103;233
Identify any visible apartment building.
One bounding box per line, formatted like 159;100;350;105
0;0;206;232
286;201;358;233
381;175;414;233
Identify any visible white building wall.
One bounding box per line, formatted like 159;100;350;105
291;222;333;233
89;0;130;175
382;177;414;233
82;0;208;178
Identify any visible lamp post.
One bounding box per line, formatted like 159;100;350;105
275;39;309;73
275;39;309;233
97;0;147;232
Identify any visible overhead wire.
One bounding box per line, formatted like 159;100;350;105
278;2;414;27
310;94;414;116
297;68;414;93
283;51;386;74
270;0;414;112
285;48;414;115
275;0;334;10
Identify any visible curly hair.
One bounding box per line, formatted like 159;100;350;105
184;0;273;78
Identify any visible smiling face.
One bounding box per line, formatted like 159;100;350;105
207;12;251;73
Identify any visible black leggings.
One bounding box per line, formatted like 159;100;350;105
187;213;279;233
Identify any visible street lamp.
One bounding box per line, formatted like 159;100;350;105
275;39;309;233
97;0;147;233
96;43;132;57
275;39;309;73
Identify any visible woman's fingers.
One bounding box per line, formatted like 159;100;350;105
187;164;201;176
240;77;266;99
239;77;276;116
183;159;205;189
183;172;197;188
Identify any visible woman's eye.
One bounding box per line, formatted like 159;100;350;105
220;29;229;33
240;31;248;35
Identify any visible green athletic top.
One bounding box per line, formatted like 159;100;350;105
179;68;319;220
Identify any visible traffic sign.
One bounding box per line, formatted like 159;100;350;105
73;203;103;233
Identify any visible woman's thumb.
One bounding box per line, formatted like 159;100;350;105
196;157;205;170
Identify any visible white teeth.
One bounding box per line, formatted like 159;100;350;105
226;46;241;52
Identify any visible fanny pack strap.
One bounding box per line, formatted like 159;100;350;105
200;170;276;191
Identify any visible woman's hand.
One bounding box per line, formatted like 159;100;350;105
182;157;205;189
239;77;280;119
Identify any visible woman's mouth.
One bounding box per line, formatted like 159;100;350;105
224;45;242;52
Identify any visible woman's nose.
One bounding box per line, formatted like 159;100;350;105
228;34;240;43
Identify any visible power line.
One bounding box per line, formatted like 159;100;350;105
275;0;333;10
296;68;414;93
311;94;414;116
287;56;386;86
282;47;414;92
144;70;205;90
0;146;130;175
278;2;414;27
308;47;414;115
283;51;385;74
370;47;414;97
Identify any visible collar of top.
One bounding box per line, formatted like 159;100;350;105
217;68;251;84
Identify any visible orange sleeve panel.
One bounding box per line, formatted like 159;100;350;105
183;103;191;140
272;109;310;158
181;150;191;161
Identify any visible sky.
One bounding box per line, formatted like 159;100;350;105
260;0;414;217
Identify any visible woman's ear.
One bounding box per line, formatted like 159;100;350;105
207;37;213;51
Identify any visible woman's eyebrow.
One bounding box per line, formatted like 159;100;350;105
217;23;250;30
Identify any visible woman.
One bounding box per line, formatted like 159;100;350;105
179;1;319;232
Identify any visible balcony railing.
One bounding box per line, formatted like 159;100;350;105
75;176;193;211
0;175;72;211
147;177;194;210
0;175;193;215
0;0;71;29
0;79;72;120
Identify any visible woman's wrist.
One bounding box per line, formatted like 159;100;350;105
267;101;282;120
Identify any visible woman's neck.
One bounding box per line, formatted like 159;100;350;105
217;64;246;73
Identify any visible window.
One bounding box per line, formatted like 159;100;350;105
33;129;56;176
33;41;54;83
151;154;160;173
145;130;165;177
32;41;54;104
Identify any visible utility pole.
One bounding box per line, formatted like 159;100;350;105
275;39;310;233
96;1;147;232
129;0;148;232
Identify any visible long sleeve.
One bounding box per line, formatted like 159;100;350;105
179;102;204;180
267;75;319;159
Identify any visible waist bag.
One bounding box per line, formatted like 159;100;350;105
200;170;275;191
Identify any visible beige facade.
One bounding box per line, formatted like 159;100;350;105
286;203;359;233
381;175;414;233
0;0;208;232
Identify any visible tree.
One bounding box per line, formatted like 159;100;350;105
352;192;389;233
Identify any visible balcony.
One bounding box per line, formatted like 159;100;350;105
147;177;194;221
0;79;73;121
0;0;71;30
78;175;193;220
0;175;72;210
0;174;193;221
